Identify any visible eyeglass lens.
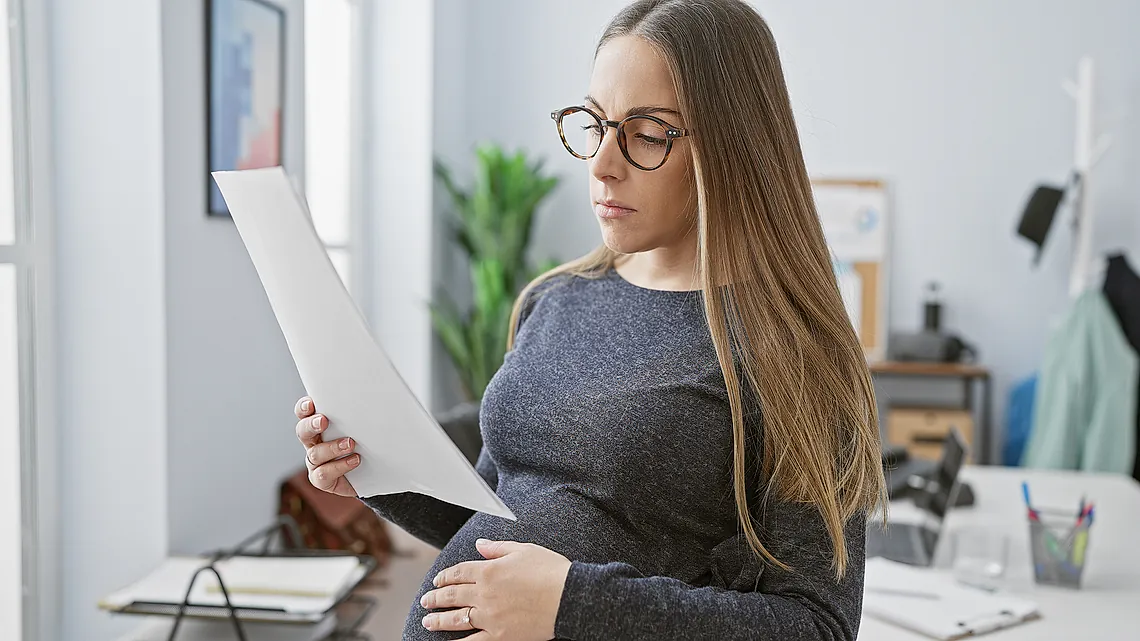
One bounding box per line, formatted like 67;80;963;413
561;109;670;169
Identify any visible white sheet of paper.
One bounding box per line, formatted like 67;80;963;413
212;166;514;520
863;558;1039;639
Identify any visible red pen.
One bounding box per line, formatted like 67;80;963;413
1075;502;1093;527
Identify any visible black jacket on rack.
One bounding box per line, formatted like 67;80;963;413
1103;253;1140;482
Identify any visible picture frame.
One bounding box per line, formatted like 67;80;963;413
206;0;286;216
811;178;892;361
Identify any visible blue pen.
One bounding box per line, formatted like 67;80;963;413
1022;481;1037;519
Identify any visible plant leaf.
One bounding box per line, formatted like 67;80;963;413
430;144;562;400
429;296;474;398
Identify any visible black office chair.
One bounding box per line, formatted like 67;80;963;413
437;401;482;465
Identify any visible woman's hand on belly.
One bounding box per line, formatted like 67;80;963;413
419;538;571;640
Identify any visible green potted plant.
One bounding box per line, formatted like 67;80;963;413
431;144;559;458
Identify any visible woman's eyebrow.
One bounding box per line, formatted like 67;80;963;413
584;95;682;119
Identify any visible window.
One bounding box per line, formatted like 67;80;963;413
304;0;361;298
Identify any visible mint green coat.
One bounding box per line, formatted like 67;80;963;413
1022;290;1138;473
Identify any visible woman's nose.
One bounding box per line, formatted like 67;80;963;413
589;125;627;181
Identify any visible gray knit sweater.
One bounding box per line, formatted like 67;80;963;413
361;268;865;640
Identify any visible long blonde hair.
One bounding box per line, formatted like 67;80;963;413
508;0;886;579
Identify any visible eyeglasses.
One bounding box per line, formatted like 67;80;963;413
550;106;690;171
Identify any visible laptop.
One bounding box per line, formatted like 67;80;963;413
883;446;938;499
867;427;968;566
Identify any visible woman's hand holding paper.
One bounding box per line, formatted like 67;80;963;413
296;396;359;497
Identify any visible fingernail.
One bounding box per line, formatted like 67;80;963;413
432;573;441;587
422;616;433;630
339;438;352;451
301;399;311;412
476;538;488;545
420;593;428;607
311;415;322;431
348;455;360;467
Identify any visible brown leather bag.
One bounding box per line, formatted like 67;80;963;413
278;469;392;569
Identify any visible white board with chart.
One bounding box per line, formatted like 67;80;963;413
811;178;890;360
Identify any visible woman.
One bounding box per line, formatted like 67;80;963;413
296;1;885;639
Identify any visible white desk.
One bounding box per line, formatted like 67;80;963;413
859;466;1140;640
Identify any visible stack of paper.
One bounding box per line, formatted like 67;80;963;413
117;614;338;641
199;556;362;598
863;558;1040;640
100;558;214;612
99;556;368;621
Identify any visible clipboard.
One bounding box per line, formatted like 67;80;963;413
863;558;1041;639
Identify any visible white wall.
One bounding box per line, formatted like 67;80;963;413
52;1;168;640
161;0;308;555
365;0;436;407
432;0;1140;449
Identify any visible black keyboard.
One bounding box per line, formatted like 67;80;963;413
866;522;932;566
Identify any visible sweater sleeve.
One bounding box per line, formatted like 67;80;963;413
553;501;866;641
358;445;499;550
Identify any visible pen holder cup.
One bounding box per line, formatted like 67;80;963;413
1028;508;1091;589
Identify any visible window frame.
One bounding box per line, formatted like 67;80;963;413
303;0;370;313
5;0;59;639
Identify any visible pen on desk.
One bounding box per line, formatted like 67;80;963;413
1072;531;1088;567
1021;481;1037;519
1069;501;1093;566
1064;498;1091;548
1043;530;1065;561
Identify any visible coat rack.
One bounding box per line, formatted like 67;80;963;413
1063;55;1114;298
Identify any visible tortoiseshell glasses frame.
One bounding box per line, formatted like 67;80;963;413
550;105;690;171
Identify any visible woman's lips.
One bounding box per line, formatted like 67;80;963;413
595;203;636;219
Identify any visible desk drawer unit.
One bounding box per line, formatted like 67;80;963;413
886;408;974;461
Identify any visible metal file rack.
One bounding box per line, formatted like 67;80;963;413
105;515;379;641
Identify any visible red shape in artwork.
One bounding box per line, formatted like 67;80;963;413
237;110;281;169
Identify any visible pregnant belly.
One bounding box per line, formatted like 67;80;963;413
397;483;690;641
